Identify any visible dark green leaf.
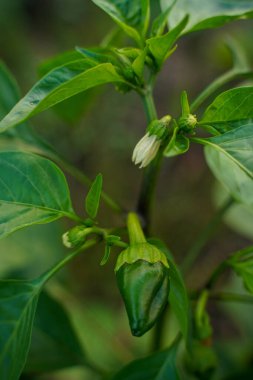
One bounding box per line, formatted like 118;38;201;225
0;61;125;132
113;336;181;380
0;278;41;380
25;291;85;373
76;46;120;66
38;50;84;77
146;16;188;68
164;127;189;157
91;0;150;44
199;124;253;206
85;173;103;219
148;238;189;341
0;60;20;118
0;151;74;239
161;0;253;33
200;87;253;131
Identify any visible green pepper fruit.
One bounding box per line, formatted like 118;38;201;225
115;213;170;337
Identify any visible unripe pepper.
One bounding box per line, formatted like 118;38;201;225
115;213;170;337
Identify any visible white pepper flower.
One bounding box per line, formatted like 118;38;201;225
132;115;171;168
132;133;161;168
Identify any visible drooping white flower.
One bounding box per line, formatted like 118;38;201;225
132;115;172;168
132;133;161;168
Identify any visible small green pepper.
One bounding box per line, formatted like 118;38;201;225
115;213;170;337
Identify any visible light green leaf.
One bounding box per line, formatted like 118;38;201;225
146;16;188;68
0;61;125;132
113;335;181;380
25;291;85;373
0;151;74;239
164;127;189;157
200;87;253;131
91;0;150;45
199;124;253;206
161;0;253;33
151;1;176;36
149;238;189;341
85;173;103;219
230;257;253;294
0;278;42;380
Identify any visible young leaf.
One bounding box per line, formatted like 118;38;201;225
229;256;253;294
0;278;42;380
197;124;253;206
200;87;253;132
151;1;176;36
161;0;253;33
25;291;85;373
148;238;189;341
113;335;181;380
85;173;103;219
91;0;149;45
0;151;74;239
164;127;189;158
146;16;188;68
0;61;125;132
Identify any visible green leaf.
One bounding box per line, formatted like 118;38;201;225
199;124;253;206
91;0;150;45
0;60;20;118
85;173;103;219
161;0;253;33
0;151;74;239
163;127;189;157
0;278;42;380
25;291;85;373
148;238;189;341
0;61;125;132
132;48;148;78
200;87;253;132
113;336;181;380
146;16;188;68
38;51;84;77
151;1;176;36
230;257;253;294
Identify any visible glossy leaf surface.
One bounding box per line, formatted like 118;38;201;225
202;124;253;206
85;173;103;219
91;0;150;44
0;61;125;132
0;279;41;380
0;151;74;239
113;336;180;380
161;0;253;33
200;87;253;131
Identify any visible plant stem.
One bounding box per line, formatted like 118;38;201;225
181;197;234;274
137;88;162;234
190;69;245;113
209;292;253;305
36;238;99;286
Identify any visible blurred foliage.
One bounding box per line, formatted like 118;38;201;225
1;0;253;379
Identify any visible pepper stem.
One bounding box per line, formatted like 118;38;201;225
127;212;146;245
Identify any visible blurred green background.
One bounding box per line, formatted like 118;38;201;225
1;1;253;379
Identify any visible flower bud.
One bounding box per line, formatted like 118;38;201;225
62;225;87;248
115;213;170;337
178;114;197;133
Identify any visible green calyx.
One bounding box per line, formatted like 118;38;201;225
115;212;169;271
178;114;197;133
115;242;169;272
147;115;171;140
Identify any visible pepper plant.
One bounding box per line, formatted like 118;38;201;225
1;0;253;379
